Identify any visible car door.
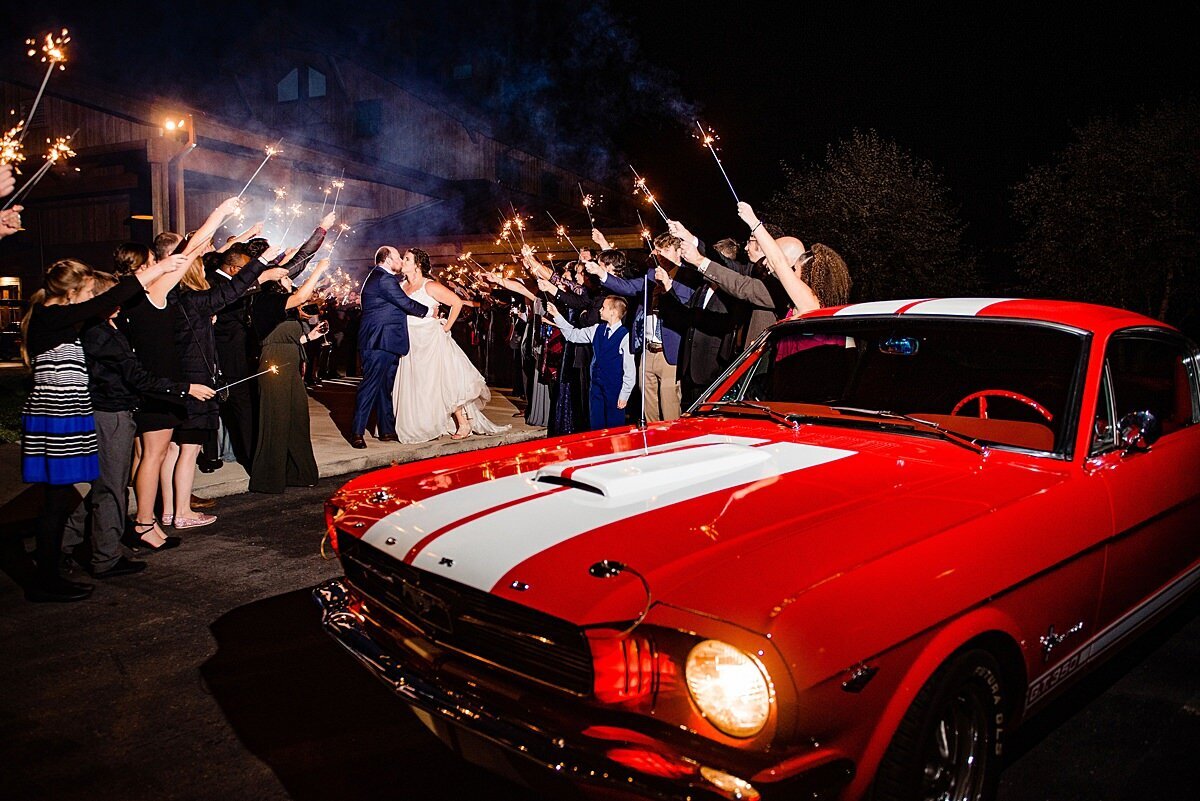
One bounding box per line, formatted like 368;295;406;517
1088;329;1200;631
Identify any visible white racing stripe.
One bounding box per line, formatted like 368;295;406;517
833;299;927;316
361;434;771;558
411;441;856;591
902;298;1014;316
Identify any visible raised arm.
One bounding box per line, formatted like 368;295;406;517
738;202;820;313
285;258;331;310
587;261;645;297
284;213;333;278
181;197;241;261
483;271;537;302
217;221;263;253
546;303;594;344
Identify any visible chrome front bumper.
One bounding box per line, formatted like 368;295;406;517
313;578;851;801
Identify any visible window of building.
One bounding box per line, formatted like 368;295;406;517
308;67;327;98
277;68;299;103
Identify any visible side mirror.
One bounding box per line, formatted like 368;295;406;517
1118;410;1161;452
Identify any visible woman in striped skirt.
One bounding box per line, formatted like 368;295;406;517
20;254;187;602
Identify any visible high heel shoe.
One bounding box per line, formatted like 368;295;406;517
126;521;182;553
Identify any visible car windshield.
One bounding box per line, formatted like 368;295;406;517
710;317;1089;455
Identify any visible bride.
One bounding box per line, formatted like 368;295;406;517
392;248;509;443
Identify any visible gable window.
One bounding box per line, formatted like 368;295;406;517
308;67;326;98
277;68;299;102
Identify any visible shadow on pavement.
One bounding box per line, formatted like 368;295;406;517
199;588;541;801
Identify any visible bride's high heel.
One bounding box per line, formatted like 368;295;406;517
450;428;471;440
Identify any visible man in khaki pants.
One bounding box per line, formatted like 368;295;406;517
588;237;690;421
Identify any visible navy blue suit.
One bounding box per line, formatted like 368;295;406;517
600;270;689;365
352;267;428;438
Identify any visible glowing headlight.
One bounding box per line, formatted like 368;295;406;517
685;639;772;737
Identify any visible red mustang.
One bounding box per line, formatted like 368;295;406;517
317;298;1200;801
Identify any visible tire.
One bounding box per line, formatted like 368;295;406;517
869;648;1008;801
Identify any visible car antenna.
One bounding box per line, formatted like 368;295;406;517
588;560;653;636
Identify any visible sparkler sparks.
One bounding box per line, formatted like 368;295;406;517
236;139;283;200
629;165;669;223
0;121;25;168
18;30;70;146
329;169;346;217
694;121;740;203
3;133;76;210
578;182;596;227
545;211;580;255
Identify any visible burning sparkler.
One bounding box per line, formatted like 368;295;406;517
280;202;304;240
694;121;739;203
213;364;282;394
319;184;332;216
3;133;76;210
636;210;653;248
629;165;668;223
325;222;352;258
330;169;346;217
545;211;580;255
0;121;25;169
578;182;596;227
18;30;70;146
237;139;283;201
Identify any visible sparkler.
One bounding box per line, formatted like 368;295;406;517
545;211;580;255
495;211;518;255
1;121;25;168
318;184;332;216
578;182;596;227
237;139;283;200
325;222;351;258
694;121;739;203
19;30;70;146
330;169;346;217
635;210;653;248
509;203;529;248
629;165;668;223
213;364;282;394
3;133;76;210
280;202;303;240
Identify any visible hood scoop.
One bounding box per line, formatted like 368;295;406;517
534;443;772;502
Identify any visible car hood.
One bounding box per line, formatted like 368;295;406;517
339;418;1066;631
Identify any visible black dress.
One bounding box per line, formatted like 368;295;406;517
248;292;317;493
122;292;187;433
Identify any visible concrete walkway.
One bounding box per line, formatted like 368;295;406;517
0;376;542;520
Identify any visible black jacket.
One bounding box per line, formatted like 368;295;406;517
81;320;189;413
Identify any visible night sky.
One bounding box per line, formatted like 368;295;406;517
3;2;1197;278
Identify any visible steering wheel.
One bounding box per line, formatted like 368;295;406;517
952;390;1053;422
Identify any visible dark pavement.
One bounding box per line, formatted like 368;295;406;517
1;477;1197;801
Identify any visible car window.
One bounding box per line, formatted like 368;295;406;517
1090;365;1118;455
723;318;1087;454
1106;333;1198;438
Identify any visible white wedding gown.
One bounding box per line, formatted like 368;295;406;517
392;279;510;443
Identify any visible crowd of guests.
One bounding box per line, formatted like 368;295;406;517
10;169;354;602
483;200;850;434
6;147;851;604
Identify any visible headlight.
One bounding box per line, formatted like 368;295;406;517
685;639;772;737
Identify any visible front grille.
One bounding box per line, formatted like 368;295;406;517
339;535;594;696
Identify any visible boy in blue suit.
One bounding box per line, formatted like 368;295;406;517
547;296;635;429
350;246;428;447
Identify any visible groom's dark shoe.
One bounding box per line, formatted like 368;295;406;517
378;434;398;442
350;436;367;449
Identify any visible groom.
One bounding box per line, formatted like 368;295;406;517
350;246;427;448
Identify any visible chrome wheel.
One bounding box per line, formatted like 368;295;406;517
920;685;991;800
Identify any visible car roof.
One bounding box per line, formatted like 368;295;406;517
803;298;1173;337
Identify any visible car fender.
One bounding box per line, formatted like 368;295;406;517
844;605;1026;799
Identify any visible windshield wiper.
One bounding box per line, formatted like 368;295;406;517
829;406;987;455
691;400;802;429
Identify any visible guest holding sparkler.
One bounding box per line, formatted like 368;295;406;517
0;204;21;240
585;239;692;422
20;253;188;602
208;244;260;469
248;259;330;493
172;243;289;525
125;201;238;549
63;272;215;578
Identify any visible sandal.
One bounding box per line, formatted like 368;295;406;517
127;521;182;552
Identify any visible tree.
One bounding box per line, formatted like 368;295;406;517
764;130;978;302
1012;101;1200;326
